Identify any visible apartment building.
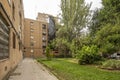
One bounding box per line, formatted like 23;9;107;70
0;0;24;79
24;18;48;58
37;13;57;42
24;13;57;58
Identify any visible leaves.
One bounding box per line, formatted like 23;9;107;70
89;0;120;55
53;0;91;57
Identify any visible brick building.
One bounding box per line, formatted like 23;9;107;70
0;0;24;79
24;18;48;58
24;13;57;58
37;13;57;41
0;0;57;79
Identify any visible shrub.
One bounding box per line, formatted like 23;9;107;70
46;46;52;60
102;59;120;70
100;42;116;56
77;45;101;64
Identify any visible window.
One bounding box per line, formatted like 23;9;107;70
42;42;46;48
42;36;46;42
30;42;34;47
31;49;33;53
19;42;22;51
7;0;11;5
30;29;34;32
19;12;22;26
12;3;15;20
30;22;34;26
42;32;46;35
30;26;34;33
30;36;34;39
42;45;46;48
13;33;16;49
0;14;10;59
43;42;46;46
20;0;22;4
42;24;46;29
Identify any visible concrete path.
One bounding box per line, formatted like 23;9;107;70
8;58;58;80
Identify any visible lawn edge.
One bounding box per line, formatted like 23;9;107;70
36;59;64;80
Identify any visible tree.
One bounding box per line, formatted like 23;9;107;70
54;0;91;57
89;0;120;56
101;0;120;25
61;0;91;41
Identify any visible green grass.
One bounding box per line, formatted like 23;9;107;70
37;58;120;80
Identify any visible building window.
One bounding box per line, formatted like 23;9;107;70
30;29;34;32
42;24;46;29
30;42;34;47
12;33;16;49
30;22;33;26
42;36;46;42
20;0;22;4
0;14;10;59
30;30;34;32
30;36;34;39
42;45;46;48
42;32;46;35
7;0;11;5
43;42;46;46
12;3;15;20
31;49;33;53
19;42;22;51
42;42;46;48
19;12;22;26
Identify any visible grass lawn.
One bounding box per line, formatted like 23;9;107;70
37;58;120;80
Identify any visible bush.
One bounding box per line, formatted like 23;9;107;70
46;46;53;60
77;45;101;64
102;59;120;70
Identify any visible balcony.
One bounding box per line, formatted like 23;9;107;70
42;32;46;35
42;45;46;48
42;24;46;29
42;37;46;42
42;42;46;48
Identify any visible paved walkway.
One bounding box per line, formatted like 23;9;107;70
8;58;58;80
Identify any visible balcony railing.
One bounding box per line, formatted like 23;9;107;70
42;32;46;35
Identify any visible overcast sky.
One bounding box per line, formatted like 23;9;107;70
23;0;102;20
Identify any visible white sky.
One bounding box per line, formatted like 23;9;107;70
23;0;102;20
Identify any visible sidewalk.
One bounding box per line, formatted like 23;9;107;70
8;58;58;80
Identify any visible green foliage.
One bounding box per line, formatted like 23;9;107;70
100;42;116;55
89;0;120;56
77;45;101;64
53;0;91;57
102;0;120;24
94;24;120;55
55;38;71;57
46;46;52;60
102;59;120;70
